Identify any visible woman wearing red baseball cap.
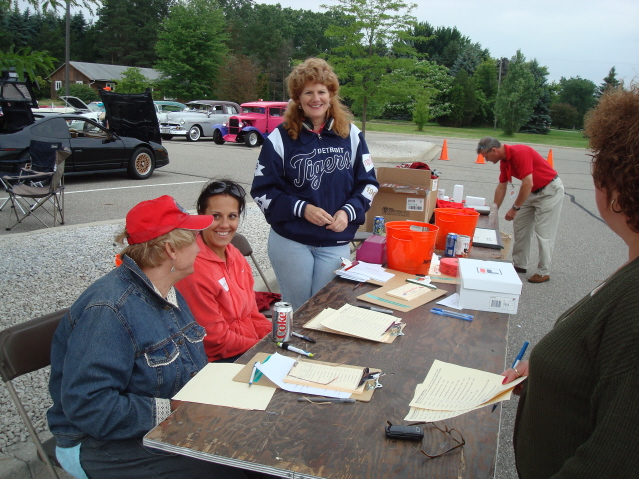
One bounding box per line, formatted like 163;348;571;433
47;196;259;478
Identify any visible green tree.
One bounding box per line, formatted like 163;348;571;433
59;83;99;102
596;66;621;97
441;69;478;127
519;59;551;135
550;103;579;129
155;0;228;101
0;45;55;82
93;0;173;67
117;67;154;93
216;54;267;104
557;76;597;128
448;42;488;77
410;22;470;68
472;58;498;126
323;0;418;135
494;50;537;136
412;94;431;130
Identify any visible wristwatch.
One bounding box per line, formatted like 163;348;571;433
512;205;521;211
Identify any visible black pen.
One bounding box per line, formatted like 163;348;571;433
292;331;316;343
366;306;394;315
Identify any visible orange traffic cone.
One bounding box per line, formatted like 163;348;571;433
547;149;554;168
439;139;449;160
475;153;485;164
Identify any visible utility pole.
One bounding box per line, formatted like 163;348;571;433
493;58;502;130
64;0;70;97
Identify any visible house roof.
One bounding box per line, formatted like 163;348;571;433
50;62;161;82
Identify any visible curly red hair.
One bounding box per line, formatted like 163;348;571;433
282;58;353;140
585;84;639;233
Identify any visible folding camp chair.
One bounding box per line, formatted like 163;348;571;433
0;308;69;479
4;141;70;231
231;233;273;293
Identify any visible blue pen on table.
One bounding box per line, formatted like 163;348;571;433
292;331;316;343
492;341;529;412
430;308;474;321
249;361;259;386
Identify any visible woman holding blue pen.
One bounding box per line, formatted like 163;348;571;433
502;86;639;478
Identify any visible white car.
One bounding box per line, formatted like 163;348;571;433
33;96;102;123
159;100;240;141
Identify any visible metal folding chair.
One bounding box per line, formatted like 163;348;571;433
231;233;273;293
0;308;70;479
4;141;70;231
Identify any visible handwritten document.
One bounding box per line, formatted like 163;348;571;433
283;361;366;394
403;360;526;421
320;304;398;341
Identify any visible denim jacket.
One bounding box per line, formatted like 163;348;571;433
47;255;208;448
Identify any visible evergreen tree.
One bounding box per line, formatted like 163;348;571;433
519;59;551;135
557;76;597;128
596;66;621;97
494;50;537;136
448;42;488;77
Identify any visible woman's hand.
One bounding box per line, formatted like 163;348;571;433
501;360;529;395
304;204;334;227
171;400;183;412
326;210;348;232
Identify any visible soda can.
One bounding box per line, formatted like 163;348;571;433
271;302;293;343
455;235;471;258
373;216;385;236
445;233;457;257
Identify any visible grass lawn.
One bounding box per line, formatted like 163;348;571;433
354;120;590;150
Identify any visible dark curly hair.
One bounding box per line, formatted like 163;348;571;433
282;57;353;140
585;84;639;233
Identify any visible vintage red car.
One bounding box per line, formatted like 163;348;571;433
212;101;288;147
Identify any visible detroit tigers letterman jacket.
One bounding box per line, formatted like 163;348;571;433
251;122;379;247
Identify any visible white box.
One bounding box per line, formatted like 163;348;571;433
456;259;522;314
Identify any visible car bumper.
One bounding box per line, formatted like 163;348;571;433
223;134;239;142
160;127;187;136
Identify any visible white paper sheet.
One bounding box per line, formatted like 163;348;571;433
256;353;351;398
436;293;462;310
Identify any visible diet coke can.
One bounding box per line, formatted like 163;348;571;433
271;302;293;343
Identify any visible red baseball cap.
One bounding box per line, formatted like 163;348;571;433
126;195;213;244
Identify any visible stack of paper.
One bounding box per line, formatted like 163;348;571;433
303;304;403;343
404;360;526;421
336;261;395;283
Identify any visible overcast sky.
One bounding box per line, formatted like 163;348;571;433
258;0;639;85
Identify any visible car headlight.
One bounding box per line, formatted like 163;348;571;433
223;122;227;127
238;121;243;127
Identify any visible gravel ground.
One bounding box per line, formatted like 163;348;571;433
0;205;271;453
0;138;436;454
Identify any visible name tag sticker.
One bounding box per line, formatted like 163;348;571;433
219;277;229;291
362;153;374;172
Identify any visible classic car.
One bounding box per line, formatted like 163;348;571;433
33;96;102;123
211;101;288;147
154;100;186;124
1;88;169;180
159;100;240;141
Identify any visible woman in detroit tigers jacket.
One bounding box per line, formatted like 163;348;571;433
250;58;378;311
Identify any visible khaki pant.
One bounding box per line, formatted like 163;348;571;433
512;177;564;276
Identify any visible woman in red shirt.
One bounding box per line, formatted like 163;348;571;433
176;179;272;362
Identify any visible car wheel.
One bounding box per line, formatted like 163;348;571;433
213;129;225;145
128;147;154;180
161;134;173;141
186;125;202;141
244;131;259;147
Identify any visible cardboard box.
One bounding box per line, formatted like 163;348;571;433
456;259;522;314
365;167;438;231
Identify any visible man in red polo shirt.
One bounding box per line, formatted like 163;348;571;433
477;137;564;283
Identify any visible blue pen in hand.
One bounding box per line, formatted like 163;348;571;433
492;341;529;412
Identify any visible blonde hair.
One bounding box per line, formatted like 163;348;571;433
115;228;198;269
283;57;352;140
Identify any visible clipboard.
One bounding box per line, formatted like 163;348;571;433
303;307;405;343
357;272;447;312
233;352;382;402
472;227;504;249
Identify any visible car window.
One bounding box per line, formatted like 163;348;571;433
66;119;109;139
227;106;238;114
270;108;285;117
212;106;224;114
164;105;184;112
32;117;71;138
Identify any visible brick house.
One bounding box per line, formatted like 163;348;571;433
48;61;161;99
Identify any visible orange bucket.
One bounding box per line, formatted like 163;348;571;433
434;208;480;250
385;221;439;275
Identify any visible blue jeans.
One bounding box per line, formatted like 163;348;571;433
268;229;350;311
80;437;250;479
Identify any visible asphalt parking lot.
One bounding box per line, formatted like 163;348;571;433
0;132;626;478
